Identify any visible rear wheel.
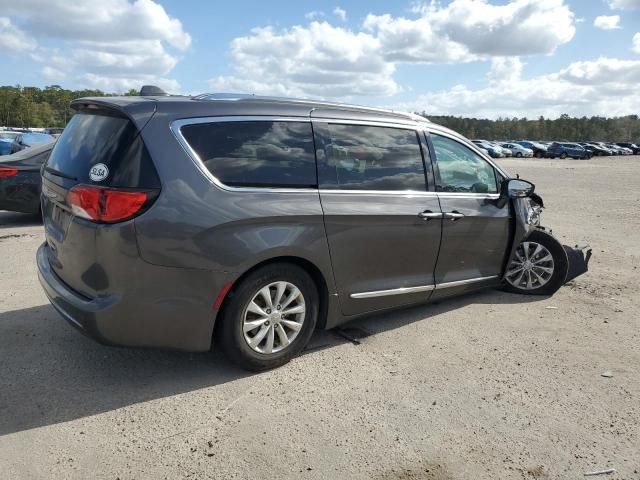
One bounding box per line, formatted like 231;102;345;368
217;264;318;371
503;230;568;296
516;152;522;158
560;152;568;159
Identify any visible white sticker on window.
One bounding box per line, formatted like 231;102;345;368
89;163;109;182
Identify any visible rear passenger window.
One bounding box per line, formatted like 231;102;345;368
320;124;426;191
180;121;316;188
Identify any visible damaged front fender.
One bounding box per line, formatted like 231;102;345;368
504;194;592;286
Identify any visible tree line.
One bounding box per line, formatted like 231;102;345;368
421;113;640;143
2;85;639;142
0;85;137;128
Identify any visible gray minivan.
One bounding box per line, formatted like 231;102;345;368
37;90;590;370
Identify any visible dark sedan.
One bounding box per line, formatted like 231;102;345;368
9;132;55;154
579;143;610;156
616;142;640;154
547;142;591;159
0;142;54;214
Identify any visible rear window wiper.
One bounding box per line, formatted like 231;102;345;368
44;166;77;181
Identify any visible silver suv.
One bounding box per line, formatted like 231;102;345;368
37;89;591;370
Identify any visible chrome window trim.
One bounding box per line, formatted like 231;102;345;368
170;116;319;194
350;275;500;299
170;115;509;196
321;189;438;197
437;193;500;199
171;115;432;195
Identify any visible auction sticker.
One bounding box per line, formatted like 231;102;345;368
89;163;109;182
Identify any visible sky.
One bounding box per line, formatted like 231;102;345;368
0;0;639;119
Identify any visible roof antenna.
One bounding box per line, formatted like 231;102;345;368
139;85;169;96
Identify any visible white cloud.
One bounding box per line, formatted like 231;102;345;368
210;22;399;98
608;0;640;9
0;0;190;92
304;11;325;20
391;57;640;118
633;32;640;53
368;0;576;61
0;16;37;52
594;15;621;30
333;7;347;22
41;65;65;81
212;0;576;98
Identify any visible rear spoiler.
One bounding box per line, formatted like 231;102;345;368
70;97;158;132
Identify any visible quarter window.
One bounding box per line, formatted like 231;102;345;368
180;121;316;188
321;124;426;191
430;134;498;194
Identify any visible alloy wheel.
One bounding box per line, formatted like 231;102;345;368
505;241;555;290
242;281;306;354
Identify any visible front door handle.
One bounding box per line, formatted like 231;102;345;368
418;210;443;221
443;211;465;221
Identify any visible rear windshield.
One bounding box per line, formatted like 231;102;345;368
46;112;159;188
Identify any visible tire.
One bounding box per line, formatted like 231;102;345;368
502;230;569;296
516;152;522;158
559;152;568;159
217;263;319;371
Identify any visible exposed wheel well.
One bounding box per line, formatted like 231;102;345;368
212;256;330;345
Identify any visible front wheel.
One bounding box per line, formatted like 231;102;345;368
502;230;568;296
516;152;522;158
560;152;568;159
217;263;318;371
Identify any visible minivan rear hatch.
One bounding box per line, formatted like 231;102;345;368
41;102;160;299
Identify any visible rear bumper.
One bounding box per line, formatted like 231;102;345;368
37;243;119;345
37;242;233;352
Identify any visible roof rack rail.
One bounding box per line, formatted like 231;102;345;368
191;92;430;123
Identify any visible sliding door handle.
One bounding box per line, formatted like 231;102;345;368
443;211;465;221
418;210;443;221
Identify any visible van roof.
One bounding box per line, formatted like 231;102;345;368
71;92;430;126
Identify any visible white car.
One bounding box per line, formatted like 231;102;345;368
501;142;534;158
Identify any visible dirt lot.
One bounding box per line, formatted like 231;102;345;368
0;156;639;480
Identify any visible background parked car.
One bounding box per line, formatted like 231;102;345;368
514;140;548;158
9;132;55;154
472;140;504;158
0;131;21;156
547;142;591;159
0;141;54;215
501;142;533;158
493;143;512;156
616;142;640;154
592;142;616;155
579;142;610;156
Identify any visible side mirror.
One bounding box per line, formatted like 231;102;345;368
495;178;535;208
506;178;535;198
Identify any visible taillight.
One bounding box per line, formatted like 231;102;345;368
0;166;18;178
67;185;156;223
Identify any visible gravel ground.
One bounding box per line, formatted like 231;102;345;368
0;156;638;480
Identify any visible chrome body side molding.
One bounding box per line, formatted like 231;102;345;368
350;275;500;299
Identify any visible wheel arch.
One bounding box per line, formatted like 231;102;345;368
212;256;331;345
